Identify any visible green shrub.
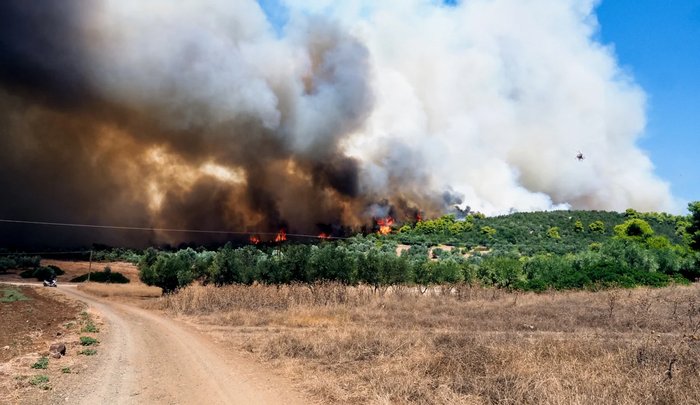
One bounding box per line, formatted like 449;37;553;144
589;220;606;234
82;320;99;333
0;287;29;302
31;357;48;369
79;336;99;346
0;257;15;273
19;269;34;278
29;375;49;386
547;227;561;239
71;271;129;284
79;349;97;356
20;266;64;281
614;218;654;240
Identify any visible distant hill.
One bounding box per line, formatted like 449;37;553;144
391;210;687;255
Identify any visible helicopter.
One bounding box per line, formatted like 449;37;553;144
576;151;585;161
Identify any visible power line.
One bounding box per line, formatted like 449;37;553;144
0;218;349;240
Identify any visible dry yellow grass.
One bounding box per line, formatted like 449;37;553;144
77;282;162;298
159;283;700;404
41;260;140;282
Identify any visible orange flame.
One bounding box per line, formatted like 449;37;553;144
416;212;422;222
249;235;260;244
376;217;394;235
274;229;287;242
318;232;330;239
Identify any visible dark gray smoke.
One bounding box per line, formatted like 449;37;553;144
0;1;433;247
0;0;676;247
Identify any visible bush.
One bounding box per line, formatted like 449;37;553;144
20;266;65;280
29;375;49;386
614;218;654;240
71;271;129;284
523;254;575;291
79;336;99;346
589;220;605;233
31;357;48;369
0;257;14;273
478;255;525;289
18;269;34;278
308;244;357;284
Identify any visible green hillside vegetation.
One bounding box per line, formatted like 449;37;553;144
393;209;687;255
136;205;700;293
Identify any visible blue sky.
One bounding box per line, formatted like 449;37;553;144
597;0;700;207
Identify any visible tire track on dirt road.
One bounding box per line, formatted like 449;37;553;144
52;286;308;405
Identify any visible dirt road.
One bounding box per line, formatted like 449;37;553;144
49;286;308;405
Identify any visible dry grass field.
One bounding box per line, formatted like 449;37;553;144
159;283;700;404
76;282;162;298
38;260;162;298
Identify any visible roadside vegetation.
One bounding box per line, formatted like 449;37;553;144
20;265;65;281
138;204;700;293
70;267;130;284
0;286;30;303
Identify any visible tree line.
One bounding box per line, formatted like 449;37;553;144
137;204;700;293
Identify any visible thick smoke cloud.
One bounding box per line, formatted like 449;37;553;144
0;0;676;247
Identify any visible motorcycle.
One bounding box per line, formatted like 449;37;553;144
43;279;57;287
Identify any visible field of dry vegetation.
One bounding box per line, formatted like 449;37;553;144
76;282;162;298
158;283;700;404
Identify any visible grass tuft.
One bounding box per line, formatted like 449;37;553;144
30;357;48;370
82;321;99;333
29;375;49;386
0;287;30;303
79;336;99;346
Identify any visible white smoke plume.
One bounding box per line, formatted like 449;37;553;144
90;0;673;214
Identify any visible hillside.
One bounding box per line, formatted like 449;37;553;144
391;209;687;255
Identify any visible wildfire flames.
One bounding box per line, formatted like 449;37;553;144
249;235;260;244
318;233;330;239
274;229;287;242
376;217;395;235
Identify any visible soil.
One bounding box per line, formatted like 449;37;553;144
0;282;309;405
0;284;83;363
0;283;87;404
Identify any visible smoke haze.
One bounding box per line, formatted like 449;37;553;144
0;0;676;247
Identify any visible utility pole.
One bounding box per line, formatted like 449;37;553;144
87;249;93;282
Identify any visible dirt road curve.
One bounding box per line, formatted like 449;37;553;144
53;286;308;405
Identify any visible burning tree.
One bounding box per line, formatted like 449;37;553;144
274;229;287;242
376;217;395;235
